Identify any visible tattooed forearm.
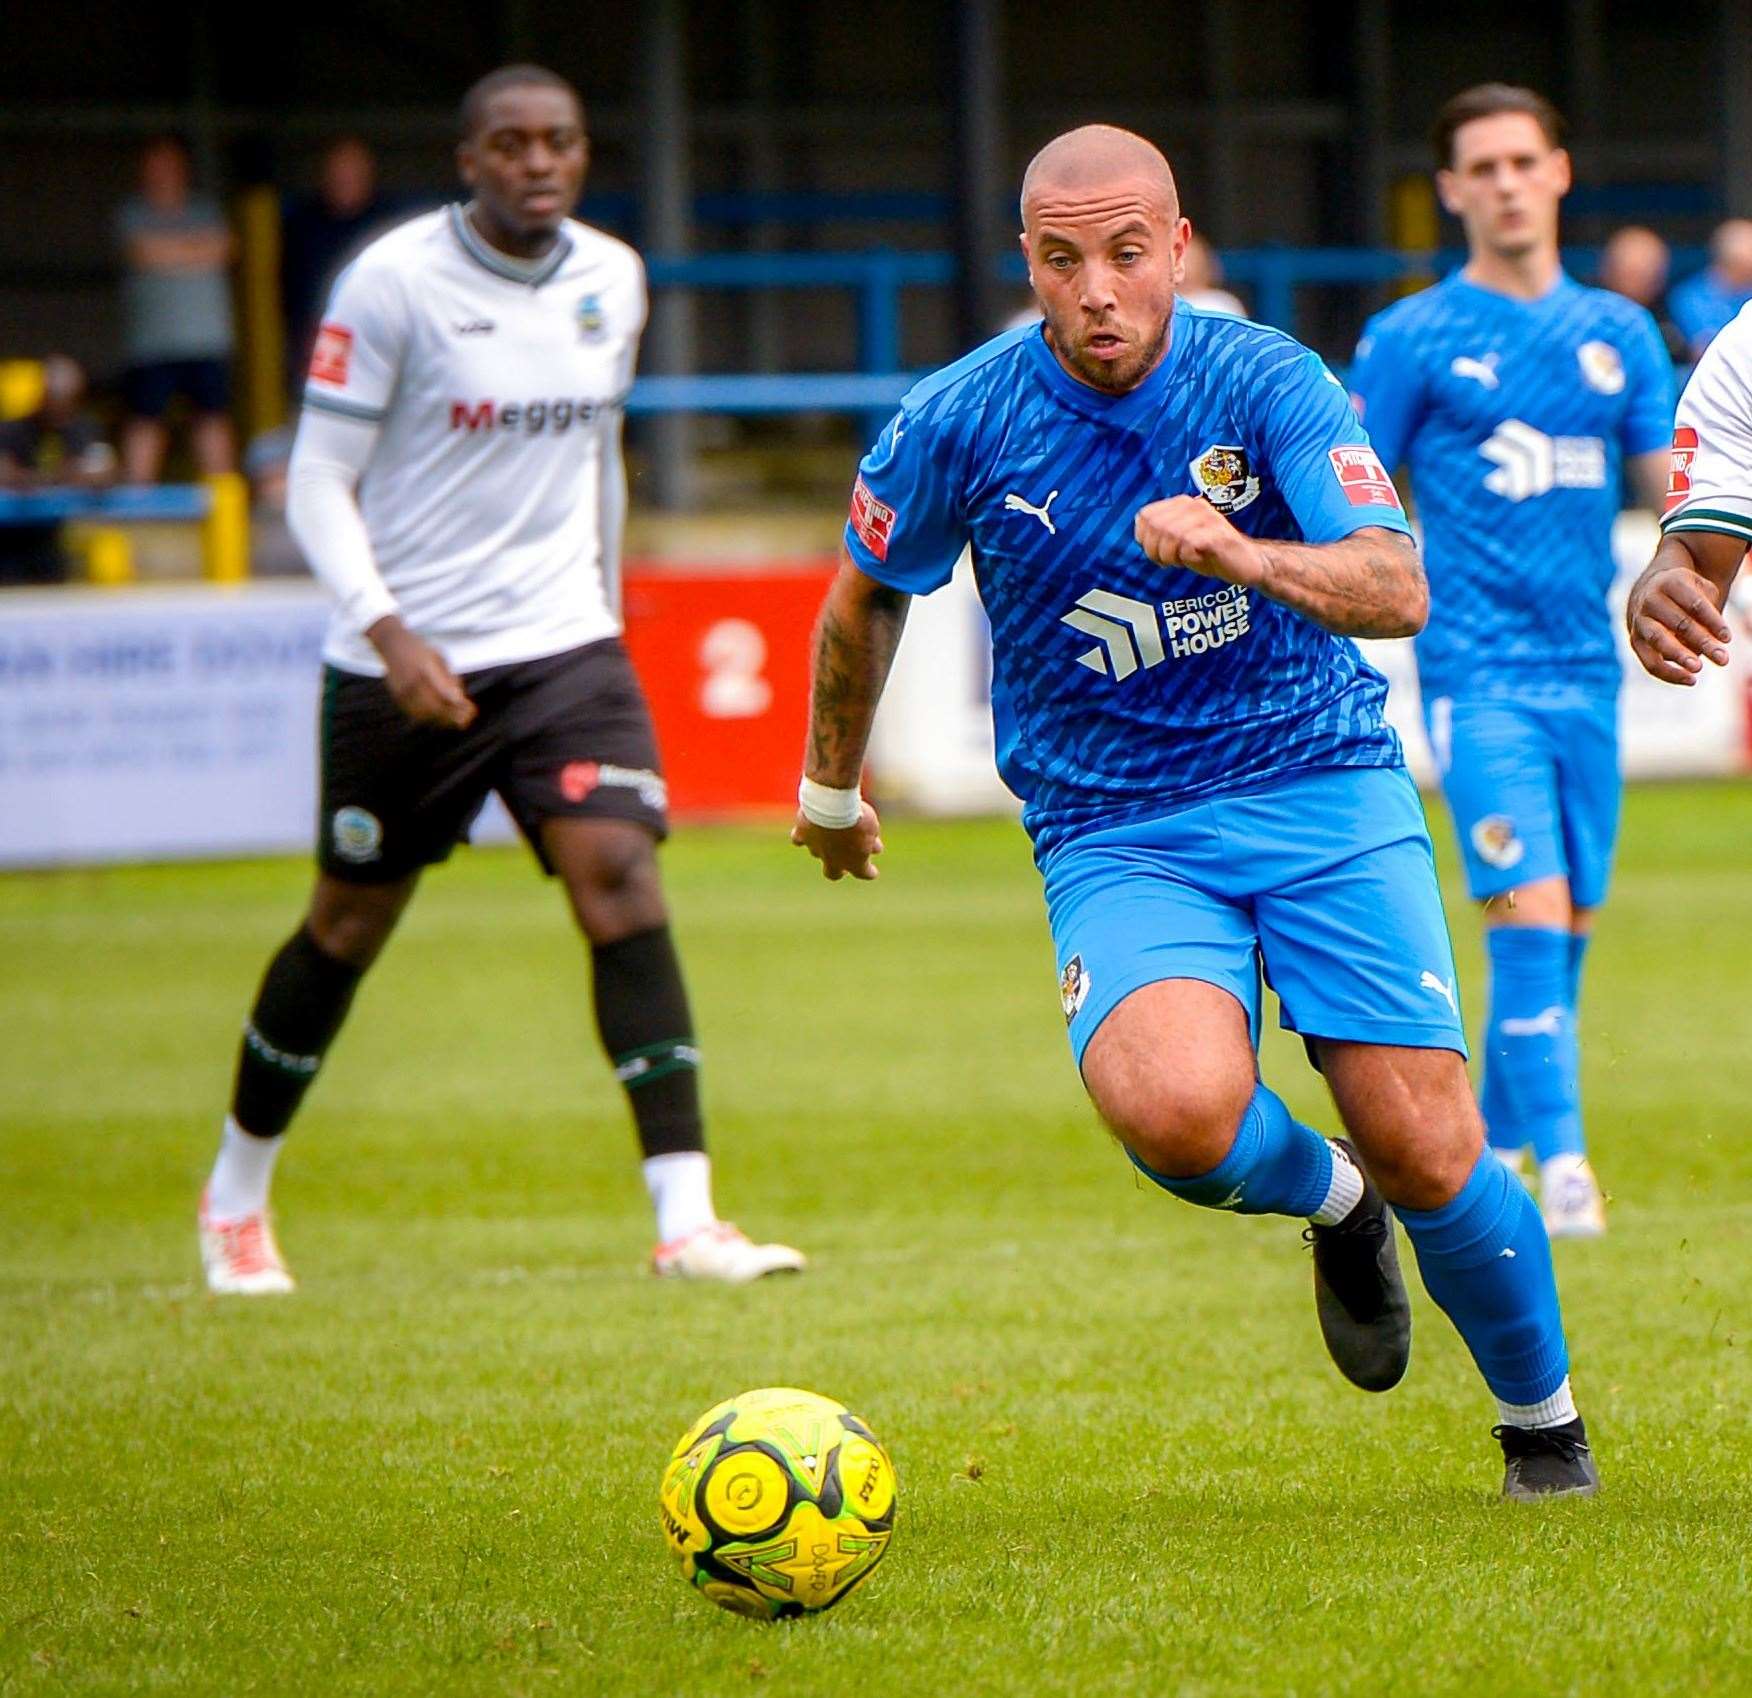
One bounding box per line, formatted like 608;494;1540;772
805;557;911;785
1253;528;1427;639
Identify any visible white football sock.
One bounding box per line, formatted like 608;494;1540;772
1495;1376;1579;1430
1493;1146;1529;1176
643;1151;716;1244
205;1115;283;1219
1309;1139;1367;1226
1540;1152;1591;1185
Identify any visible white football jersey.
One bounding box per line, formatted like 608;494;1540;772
1662;299;1752;550
302;204;644;673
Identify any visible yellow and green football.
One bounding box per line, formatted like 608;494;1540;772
658;1386;897;1620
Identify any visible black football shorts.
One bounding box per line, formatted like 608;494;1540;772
317;638;668;882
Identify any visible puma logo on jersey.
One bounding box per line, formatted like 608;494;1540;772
1004;489;1059;534
1451;353;1501;388
1419;970;1457;1014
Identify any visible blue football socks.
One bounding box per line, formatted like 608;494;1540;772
1395;1148;1573;1421
1130;1081;1335;1218
1482;925;1583;1163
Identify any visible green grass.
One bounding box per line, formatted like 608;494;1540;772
3;782;1751;1697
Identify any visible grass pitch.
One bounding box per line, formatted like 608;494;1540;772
3;783;1750;1696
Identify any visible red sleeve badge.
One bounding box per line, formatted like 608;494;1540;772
309;323;354;387
1664;425;1699;513
849;476;896;561
1328;445;1403;510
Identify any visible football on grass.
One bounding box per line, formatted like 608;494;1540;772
659;1386;897;1619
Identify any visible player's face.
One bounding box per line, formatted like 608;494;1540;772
458;86;588;246
1023;183;1187;394
1437;114;1570;262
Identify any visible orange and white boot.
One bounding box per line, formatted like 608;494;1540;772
199;1189;297;1294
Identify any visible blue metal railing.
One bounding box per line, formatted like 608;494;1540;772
625;244;1708;436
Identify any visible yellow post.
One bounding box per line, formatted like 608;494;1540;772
1389;174;1440;299
237;185;287;443
67;524;135;584
202;472;251;582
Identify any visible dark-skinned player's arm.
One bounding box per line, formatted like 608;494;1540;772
1134;501;1426;638
790;550;910;880
289;260;475;731
1625;528;1740;685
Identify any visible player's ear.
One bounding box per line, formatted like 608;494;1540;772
1550;148;1573;195
456;140;478;189
1172;218;1191;286
1434;168;1462;218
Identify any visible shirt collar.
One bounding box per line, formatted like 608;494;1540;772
1021;302;1190;426
448;203;573;287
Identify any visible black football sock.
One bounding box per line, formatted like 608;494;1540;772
591;925;705;1158
230;926;365;1137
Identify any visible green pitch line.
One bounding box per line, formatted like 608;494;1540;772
2;783;1750;1696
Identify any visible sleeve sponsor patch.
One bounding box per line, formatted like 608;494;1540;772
309;323;354;387
849;476;896;560
1664;425;1699;513
1328;445;1403;509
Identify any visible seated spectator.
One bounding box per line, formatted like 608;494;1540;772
116;134;236;483
1598;225;1688;364
281;136;393;389
1669;217;1752;358
1179;233;1247;317
0;356;115;584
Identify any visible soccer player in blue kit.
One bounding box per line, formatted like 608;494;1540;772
1349;86;1674;1238
792;125;1597;1497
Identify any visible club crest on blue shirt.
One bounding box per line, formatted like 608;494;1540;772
1576;340;1625;395
577;293;607;342
1189;443;1260;515
1471;814;1525;870
1059;954;1091;1023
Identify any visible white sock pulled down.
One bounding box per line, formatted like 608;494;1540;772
1309;1139;1367;1226
643;1151;717;1245
205;1115;283;1220
1495;1375;1579;1430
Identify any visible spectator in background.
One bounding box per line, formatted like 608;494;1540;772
1179;232;1247;317
0;356;115;584
1669;217;1752;358
116;135;237;483
1599;225;1689;364
281;137;391;388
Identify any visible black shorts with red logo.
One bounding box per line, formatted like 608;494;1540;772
317;638;668;883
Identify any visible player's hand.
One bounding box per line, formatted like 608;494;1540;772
1133;495;1266;587
790;801;884;881
1625;564;1733;686
368;617;477;729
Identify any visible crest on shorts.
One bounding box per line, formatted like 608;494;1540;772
1059;954;1091;1024
1577;340;1625;395
1471;814;1525;870
331;806;382;864
577;293;607;342
1189;444;1260;515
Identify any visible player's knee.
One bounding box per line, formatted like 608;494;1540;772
1365;1107;1482;1211
305;884;406;969
1485;875;1571;930
1095;1074;1254;1179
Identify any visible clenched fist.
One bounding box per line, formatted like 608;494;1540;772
1134;495;1266;587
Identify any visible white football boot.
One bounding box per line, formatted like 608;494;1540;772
1540;1156;1607;1239
651;1222;806;1283
199;1190;297;1294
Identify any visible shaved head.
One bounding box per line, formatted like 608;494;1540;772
1018;125;1186;394
1021;125;1178;226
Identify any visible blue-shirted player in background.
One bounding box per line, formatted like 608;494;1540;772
1350;85;1673;1238
792;125;1596;1497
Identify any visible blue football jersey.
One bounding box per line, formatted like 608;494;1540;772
844;305;1415;855
1350;272;1673;698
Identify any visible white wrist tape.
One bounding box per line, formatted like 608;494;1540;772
798;776;863;830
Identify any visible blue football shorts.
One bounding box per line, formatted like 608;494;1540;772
1422;688;1621;911
1041;765;1468;1068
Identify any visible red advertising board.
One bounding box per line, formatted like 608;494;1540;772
620;561;836;815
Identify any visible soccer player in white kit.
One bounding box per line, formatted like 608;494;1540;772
1625;301;1749;682
198;65;804;1292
